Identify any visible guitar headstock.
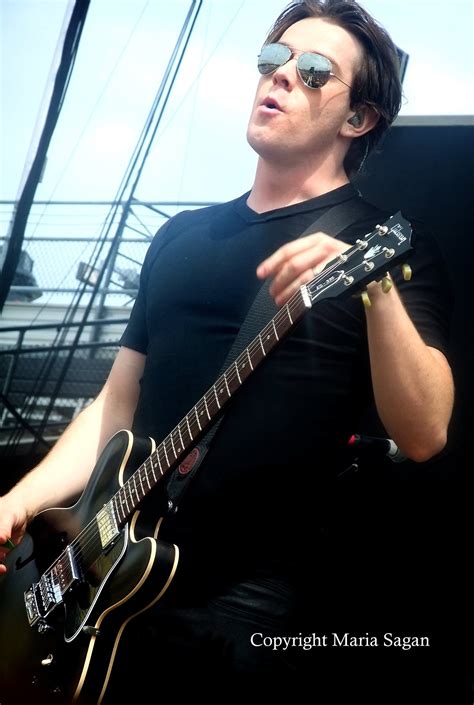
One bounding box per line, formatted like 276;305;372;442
306;212;413;304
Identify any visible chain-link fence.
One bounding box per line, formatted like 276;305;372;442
0;198;215;457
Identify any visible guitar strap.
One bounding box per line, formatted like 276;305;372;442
165;194;375;512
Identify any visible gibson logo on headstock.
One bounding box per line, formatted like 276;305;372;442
390;223;407;244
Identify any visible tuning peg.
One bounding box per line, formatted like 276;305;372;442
381;275;393;294
401;264;412;281
360;290;371;308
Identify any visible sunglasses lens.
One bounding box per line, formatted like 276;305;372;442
298;53;331;88
257;43;291;75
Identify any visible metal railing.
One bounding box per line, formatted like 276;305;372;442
0;316;129;455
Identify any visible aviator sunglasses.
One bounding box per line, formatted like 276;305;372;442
257;42;352;90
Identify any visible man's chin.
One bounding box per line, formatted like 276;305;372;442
246;132;294;165
247;128;279;157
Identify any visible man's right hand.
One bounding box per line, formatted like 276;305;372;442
0;494;28;574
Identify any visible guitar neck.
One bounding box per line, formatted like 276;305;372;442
112;288;311;524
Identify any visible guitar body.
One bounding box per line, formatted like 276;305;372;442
0;430;179;704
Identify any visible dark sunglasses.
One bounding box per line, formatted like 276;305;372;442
257;42;352;90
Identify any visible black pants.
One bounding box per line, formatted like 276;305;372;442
104;576;296;700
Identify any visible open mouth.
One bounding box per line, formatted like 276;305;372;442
262;97;282;111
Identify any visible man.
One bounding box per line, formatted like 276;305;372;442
0;0;453;694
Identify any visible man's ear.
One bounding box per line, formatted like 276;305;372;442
342;105;379;137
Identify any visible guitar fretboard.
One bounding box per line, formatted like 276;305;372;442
112;292;310;524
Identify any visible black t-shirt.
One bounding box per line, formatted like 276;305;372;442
120;184;451;585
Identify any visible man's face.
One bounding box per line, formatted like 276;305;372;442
247;17;364;167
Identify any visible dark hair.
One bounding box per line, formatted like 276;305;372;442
265;0;402;175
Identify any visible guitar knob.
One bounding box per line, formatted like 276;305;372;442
401;263;412;281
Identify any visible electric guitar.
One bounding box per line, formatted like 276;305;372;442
0;213;412;704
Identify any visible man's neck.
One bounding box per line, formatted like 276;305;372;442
247;157;350;214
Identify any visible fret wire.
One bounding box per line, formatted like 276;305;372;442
113;496;123;523
212;385;221;410
261;328;270;349
162;439;170;466
234;360;242;384
258;333;265;355
157;446;167;472
219;376;229;398
150;457;158;480
116;490;125;521
221;373;229;397
132;473;141;503
149;457;157;484
131;477;140;507
177;424;185;452
246;349;254;370
143;460;152;490
194;406;202;431
204;394;212;418
169;433;178;459
128;477;135;504
137;468;146;496
186;414;194;441
122;488;131;515
125;479;134;508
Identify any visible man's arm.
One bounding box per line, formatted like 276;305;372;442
363;281;453;461
256;231;454;462
0;346;145;572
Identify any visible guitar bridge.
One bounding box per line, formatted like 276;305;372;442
24;572;62;628
24;545;82;628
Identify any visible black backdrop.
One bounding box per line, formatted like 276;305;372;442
301;117;472;701
355;117;473;461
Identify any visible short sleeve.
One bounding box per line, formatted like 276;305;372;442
395;220;453;357
119;218;175;354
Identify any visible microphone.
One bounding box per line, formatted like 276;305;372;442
348;434;407;463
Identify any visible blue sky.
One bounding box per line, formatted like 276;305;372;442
1;0;473;206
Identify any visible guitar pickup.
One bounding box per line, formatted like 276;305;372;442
96;503;119;549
